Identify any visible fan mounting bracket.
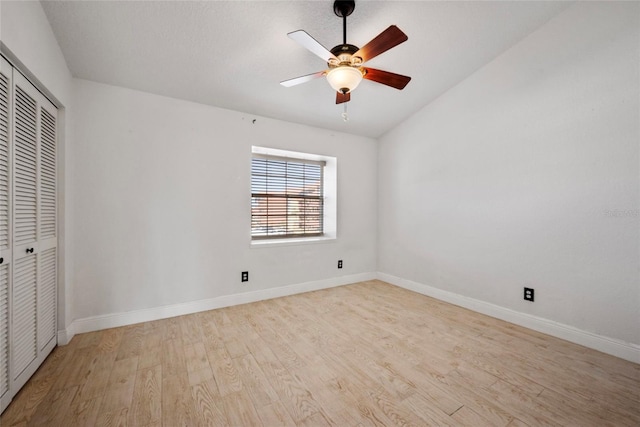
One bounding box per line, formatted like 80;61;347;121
334;0;355;18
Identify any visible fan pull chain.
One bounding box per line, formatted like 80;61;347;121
342;103;349;122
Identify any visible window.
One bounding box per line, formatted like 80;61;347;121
251;153;325;239
250;146;337;245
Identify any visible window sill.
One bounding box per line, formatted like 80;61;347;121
251;236;336;248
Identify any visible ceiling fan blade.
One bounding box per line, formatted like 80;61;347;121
363;68;411;90
336;91;351;104
288;30;338;62
280;71;326;87
354;25;408;62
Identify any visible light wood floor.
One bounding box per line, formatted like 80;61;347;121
1;280;639;426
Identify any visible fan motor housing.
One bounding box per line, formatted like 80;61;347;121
329;44;362;68
330;44;359;57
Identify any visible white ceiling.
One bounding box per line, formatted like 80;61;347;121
41;1;570;138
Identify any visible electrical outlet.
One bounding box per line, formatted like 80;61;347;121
241;271;249;282
524;287;534;302
338;260;343;269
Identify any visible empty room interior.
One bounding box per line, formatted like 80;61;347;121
1;0;639;425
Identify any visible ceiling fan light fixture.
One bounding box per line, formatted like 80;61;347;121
281;0;411;107
326;66;363;94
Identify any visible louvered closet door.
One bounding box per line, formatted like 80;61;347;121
12;70;38;389
11;69;57;396
0;57;12;413
37;103;57;352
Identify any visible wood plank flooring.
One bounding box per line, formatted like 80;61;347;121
2;280;639;426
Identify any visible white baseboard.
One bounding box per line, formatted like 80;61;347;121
378;272;640;364
57;328;73;346
59;272;377;344
58;271;639;364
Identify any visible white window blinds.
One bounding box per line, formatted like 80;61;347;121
251;155;324;239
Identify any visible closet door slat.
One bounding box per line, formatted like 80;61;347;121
38;248;56;350
0;264;8;401
13;84;37;247
39;108;56;240
12;255;37;379
0;58;11;407
0;69;10;251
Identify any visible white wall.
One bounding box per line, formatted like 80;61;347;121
0;1;74;334
378;1;639;349
71;79;377;322
0;1;71;101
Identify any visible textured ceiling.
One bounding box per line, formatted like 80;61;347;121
41;1;570;138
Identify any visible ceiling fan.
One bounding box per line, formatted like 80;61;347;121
280;0;411;105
